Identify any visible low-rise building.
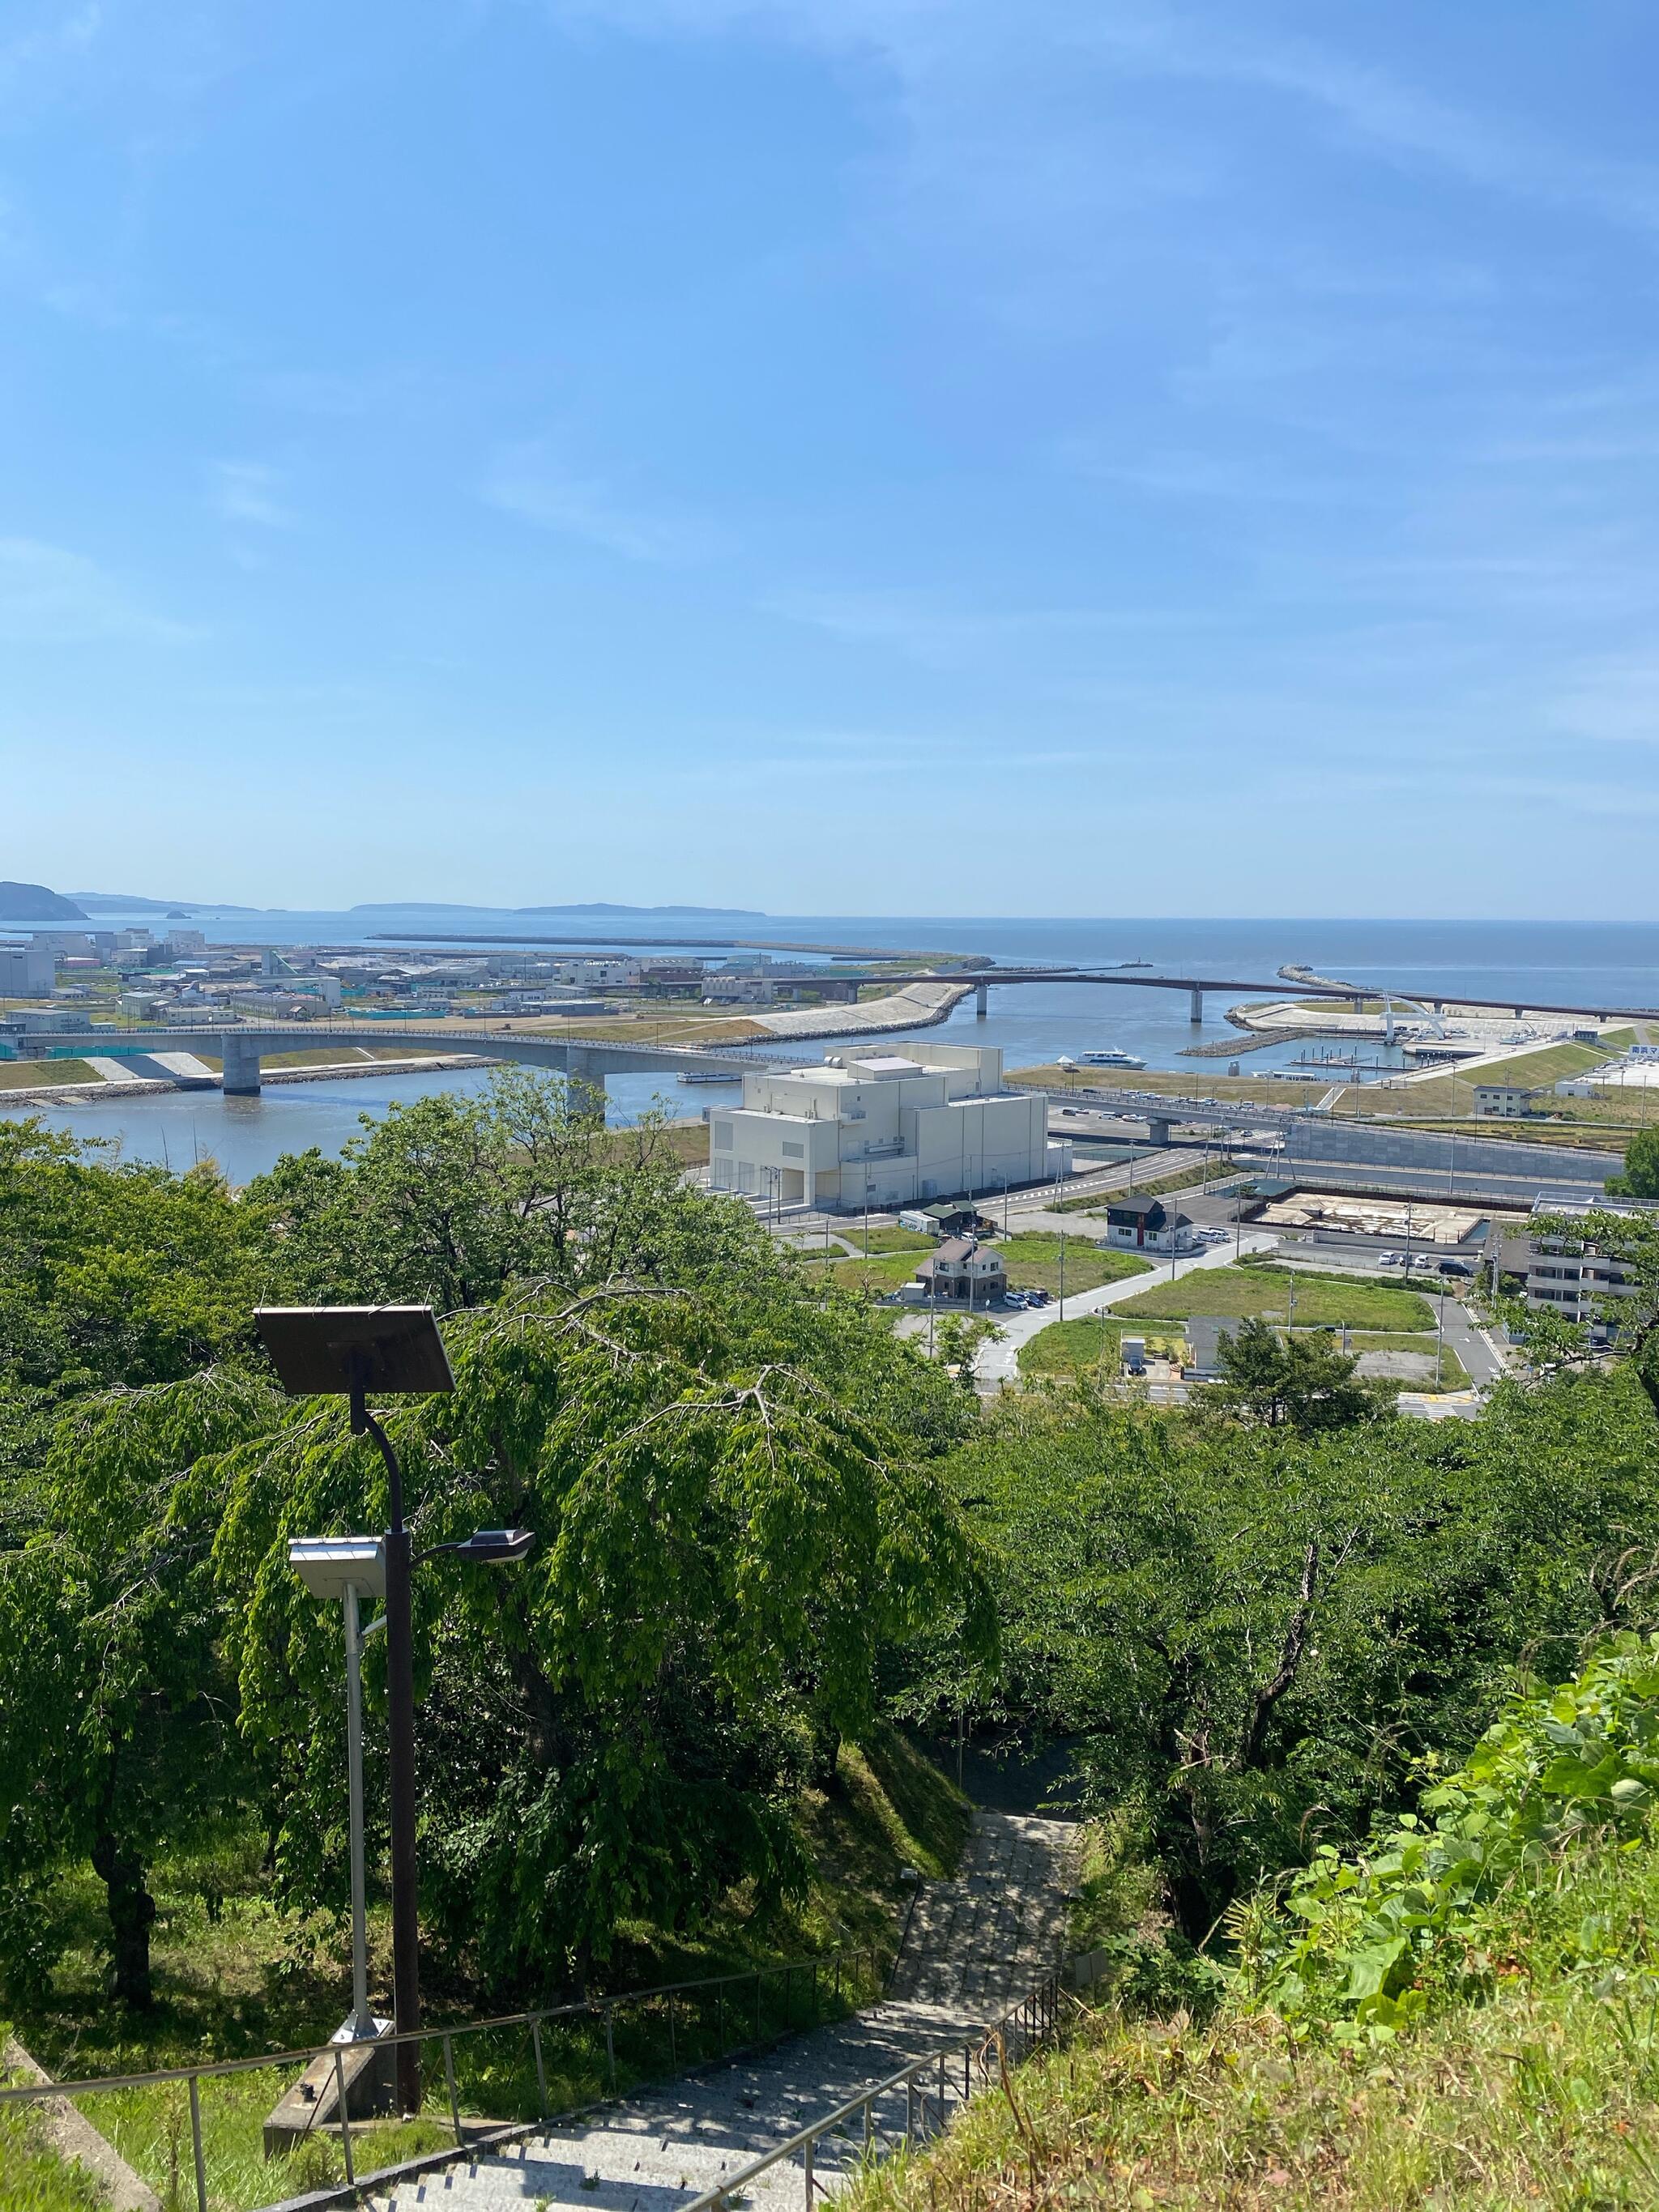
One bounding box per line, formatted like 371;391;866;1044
1519;1199;1642;1345
707;1043;1062;1210
1472;1084;1537;1119
1097;1193;1202;1256
914;1236;1006;1306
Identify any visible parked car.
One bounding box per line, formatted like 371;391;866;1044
1439;1258;1473;1277
1003;1289;1028;1308
1379;1251;1401;1265
1026;1289;1051;1306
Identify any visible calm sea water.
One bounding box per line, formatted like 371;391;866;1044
8;912;1655;1181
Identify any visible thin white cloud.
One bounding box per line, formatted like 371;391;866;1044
0;536;196;643
207;460;294;529
552;1;1659;237
482;441;721;564
1549;658;1659;748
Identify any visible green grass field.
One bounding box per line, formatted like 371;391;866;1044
1112;1264;1432;1329
809;1251;922;1294
998;1235;1152;1294
0;1058;100;1089
1017;1315;1186;1376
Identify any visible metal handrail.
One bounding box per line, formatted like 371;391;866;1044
0;1946;869;2105
684;1954;1100;2212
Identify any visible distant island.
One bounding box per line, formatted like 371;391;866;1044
349;901;767;918
69;891;236;914
0;880;87;920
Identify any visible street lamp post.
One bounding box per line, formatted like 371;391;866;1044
258;1306;531;2117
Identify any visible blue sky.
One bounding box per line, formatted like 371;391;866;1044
4;1;1658;917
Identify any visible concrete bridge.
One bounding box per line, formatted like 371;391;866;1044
19;1024;768;1097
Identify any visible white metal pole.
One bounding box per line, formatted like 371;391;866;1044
343;1583;373;2036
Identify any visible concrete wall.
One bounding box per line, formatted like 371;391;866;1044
1286;1116;1618;1186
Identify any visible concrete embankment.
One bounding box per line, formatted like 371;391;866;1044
754;980;971;1042
0;1051;496;1107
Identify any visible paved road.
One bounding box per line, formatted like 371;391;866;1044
369;1811;1075;2212
975;1233;1280;1389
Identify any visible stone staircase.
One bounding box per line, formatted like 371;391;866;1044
369;1810;1074;2212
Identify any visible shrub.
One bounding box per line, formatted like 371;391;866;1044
1239;1633;1659;2038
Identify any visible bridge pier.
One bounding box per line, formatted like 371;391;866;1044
565;1047;608;1118
220;1034;262;1096
975;982;988;1016
1146;1117;1174;1146
1188;987;1203;1024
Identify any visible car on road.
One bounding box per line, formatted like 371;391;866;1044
1379;1251;1401;1265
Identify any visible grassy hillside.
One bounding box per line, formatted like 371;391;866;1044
850;1639;1659;2212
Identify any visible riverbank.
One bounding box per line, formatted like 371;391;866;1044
0;1051;494;1108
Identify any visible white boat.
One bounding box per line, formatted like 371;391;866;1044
1079;1047;1146;1069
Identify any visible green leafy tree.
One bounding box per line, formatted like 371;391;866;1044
0;1377;271;2006
245;1069;756;1311
1207;1315;1392;1430
201;1271;990;1992
920;1366;1659;1937
1607;1126;1659;1201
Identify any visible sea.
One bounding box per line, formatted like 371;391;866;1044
6;909;1656;1183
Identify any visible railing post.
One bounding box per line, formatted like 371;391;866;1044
864;2095;873;2150
334;2045;356;2184
607;2005;617;2092
938;2051;946;2127
531;2016;548;2119
188;2074;207;2212
443;2033;463;2148
804;2131;814;2210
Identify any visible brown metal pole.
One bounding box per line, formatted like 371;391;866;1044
358;1393;422;2115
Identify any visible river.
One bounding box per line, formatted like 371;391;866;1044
6;912;1655;1179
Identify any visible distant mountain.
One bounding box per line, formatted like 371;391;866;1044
0;881;87;920
516;902;768;917
72;892;200;912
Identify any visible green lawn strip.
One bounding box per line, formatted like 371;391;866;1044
830;1226;936;1255
997;1235;1151;1294
1112;1264;1432;1329
0;1058;100;1089
1017;1315;1186;1376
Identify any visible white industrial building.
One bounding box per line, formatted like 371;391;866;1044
0;943;56;998
707;1044;1068;1210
